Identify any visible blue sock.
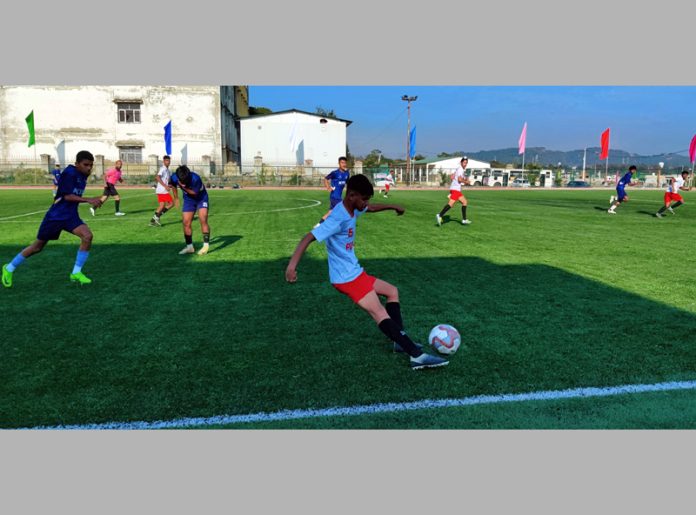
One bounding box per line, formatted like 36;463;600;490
6;252;26;273
72;250;89;275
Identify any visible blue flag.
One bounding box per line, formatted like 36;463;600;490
409;126;416;159
164;121;172;155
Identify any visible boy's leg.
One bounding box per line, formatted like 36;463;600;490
69;224;93;284
180;211;195;254
459;196;470;223
374;279;423;353
197;208;210;255
2;240;47;287
357;290;423;357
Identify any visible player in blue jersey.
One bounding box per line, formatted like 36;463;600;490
608;165;639;214
316;156;350;227
2;151;103;287
51;163;62;197
170;165;210;255
286;173;449;371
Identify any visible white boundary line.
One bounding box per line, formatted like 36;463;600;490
0;193;155;222
0;197;322;223
18;379;696;430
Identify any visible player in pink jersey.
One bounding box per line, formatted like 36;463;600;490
90;160;126;216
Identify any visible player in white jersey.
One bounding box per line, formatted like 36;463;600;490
150;155;177;227
655;171;691;218
436;156;472;226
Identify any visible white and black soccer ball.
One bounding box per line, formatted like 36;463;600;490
428;324;461;355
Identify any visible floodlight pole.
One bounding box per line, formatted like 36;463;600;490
402;95;417;186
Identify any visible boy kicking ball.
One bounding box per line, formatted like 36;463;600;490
286;174;448;370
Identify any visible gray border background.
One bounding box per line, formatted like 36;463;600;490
2;0;696;513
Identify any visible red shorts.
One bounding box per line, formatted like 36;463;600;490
157;193;173;203
385;184;391;191
449;190;463;201
664;192;683;204
333;271;376;303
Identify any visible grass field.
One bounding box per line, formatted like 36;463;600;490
1;187;695;429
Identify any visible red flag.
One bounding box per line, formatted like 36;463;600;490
599;128;610;160
689;134;696;164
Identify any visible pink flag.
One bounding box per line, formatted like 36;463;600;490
518;122;527;155
689;134;696;164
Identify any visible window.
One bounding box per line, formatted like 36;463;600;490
117;103;141;123
119;147;142;163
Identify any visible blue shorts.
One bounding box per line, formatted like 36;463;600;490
37;215;85;241
182;194;209;213
616;187;627;201
329;197;342;209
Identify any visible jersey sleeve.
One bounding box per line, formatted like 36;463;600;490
170;174;179;186
325;171;336;181
311;215;342;242
56;171;76;197
190;175;203;194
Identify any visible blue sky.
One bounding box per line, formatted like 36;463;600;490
249;86;696;159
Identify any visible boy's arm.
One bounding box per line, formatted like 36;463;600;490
367;204;405;215
63;194;103;207
323;177;333;191
285;233;316;282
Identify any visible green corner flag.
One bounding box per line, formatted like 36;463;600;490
25;110;35;147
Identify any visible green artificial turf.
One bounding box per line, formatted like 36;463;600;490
1;188;695;429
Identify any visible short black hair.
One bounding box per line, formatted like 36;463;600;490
682;170;689;175
176;165;191;185
628;165;637;171
163;155;171;160
76;150;94;162
338;156;347;162
346;174;373;197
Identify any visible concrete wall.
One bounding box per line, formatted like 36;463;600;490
240;111;347;168
0;85;223;164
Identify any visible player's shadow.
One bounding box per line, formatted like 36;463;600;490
637;210;658;217
436;215;457;225
3;252;696;429
593;206;611;212
209;235;242;253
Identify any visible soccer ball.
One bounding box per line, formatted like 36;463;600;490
428;324;461;355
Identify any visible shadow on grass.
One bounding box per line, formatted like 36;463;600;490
1;249;695;428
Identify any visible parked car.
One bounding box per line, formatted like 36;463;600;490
510;178;531;188
567;180;591;188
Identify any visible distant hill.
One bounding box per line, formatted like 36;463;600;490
443;147;691;169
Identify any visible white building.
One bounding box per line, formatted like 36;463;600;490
238;109;352;169
413;156;491;172
0;85;247;165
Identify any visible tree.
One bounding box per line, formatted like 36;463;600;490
249;106;273;115
413;154;426;161
315;107;336;118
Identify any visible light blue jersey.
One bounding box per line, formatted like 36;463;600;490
311;202;368;284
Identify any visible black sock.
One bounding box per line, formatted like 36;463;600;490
386;302;403;330
672;201;683;210
185;234;193;245
203;232;210;244
657;206;667;214
160;207;169;216
439;204;451;217
115;200;120;212
462;205;467;219
378;318;423;358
